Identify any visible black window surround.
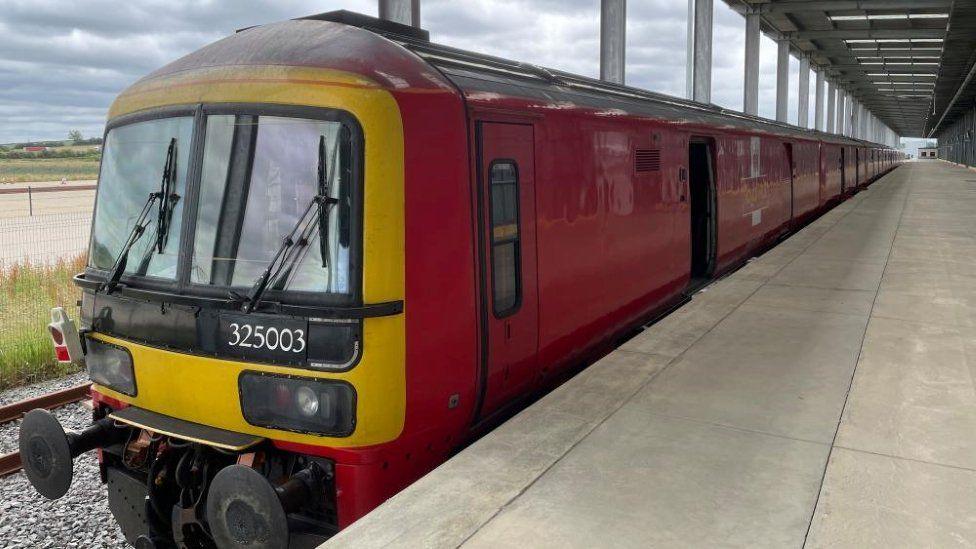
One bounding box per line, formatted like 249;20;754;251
83;103;382;316
487;159;522;318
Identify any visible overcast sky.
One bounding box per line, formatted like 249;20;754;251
0;0;917;149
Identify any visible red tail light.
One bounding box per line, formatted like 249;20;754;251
54;345;71;362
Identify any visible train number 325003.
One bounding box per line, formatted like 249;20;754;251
226;323;306;353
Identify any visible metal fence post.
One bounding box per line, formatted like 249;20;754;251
28;186;33;216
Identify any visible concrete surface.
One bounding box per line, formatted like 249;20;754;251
0;180;94;264
325;161;976;549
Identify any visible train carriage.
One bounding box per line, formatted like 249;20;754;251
19;11;903;548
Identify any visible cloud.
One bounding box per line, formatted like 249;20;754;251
0;0;899;144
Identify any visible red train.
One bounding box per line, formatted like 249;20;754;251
20;11;902;548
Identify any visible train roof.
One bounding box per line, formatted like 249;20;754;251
135;10;892;150
312;11;887;149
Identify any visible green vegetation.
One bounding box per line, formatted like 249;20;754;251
0;157;100;183
0;256;86;390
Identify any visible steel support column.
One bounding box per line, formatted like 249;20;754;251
838;91;847;136
851;100;859;138
686;0;712;103
743;10;760;115
844;93;850;136
814;69;825;131
776;39;790;123
378;0;420;27
600;0;626;84
797;57;810;128
826;80;836;133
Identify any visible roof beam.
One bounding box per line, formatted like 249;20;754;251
760;1;952;14
822;49;944;56
829;64;940;73
789;28;945;39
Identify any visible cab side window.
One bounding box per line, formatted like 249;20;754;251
489;160;521;316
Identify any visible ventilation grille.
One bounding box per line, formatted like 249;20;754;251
635;149;661;173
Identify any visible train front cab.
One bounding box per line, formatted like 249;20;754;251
15;20;477;548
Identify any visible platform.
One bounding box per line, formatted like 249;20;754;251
325;161;976;548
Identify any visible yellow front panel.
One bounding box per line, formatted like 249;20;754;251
95;65;406;448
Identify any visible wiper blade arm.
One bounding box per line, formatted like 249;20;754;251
155;138;180;253
241;194;334;313
318;135;329;268
135;138;180;276
100;191;161;294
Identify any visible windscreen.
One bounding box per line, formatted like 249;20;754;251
89;117;193;279
190;114;355;297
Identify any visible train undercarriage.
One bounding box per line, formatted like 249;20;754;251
19;406;338;549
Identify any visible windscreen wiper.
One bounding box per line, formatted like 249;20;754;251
135;138;180;275
100;191;161;294
317;134;336;268
240;192;337;314
155;138;180;253
240;136;339;313
102;138;181;292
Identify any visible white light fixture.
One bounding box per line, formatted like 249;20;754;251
830;13;947;21
845;39;944;44
867;73;937;77
865;62;940;66
857;56;940;61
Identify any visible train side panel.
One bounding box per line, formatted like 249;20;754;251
819;143;843;206
530;109;687;374
844;145;858;194
713;134;791;272
792;140;821;222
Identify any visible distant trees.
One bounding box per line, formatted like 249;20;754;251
68;130;84;142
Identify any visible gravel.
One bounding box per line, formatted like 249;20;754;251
0;375;129;548
0;371;90;406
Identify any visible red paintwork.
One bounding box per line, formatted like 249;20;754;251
89;19;905;533
478;122;540;418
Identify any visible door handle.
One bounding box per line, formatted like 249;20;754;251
679;167;688;202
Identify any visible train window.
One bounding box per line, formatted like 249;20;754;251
489;160;521;316
191;114;355;297
89;116;194;279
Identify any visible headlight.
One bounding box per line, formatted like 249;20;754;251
239;372;355;436
86;339;137;396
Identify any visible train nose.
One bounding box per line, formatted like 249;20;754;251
18;409;128;499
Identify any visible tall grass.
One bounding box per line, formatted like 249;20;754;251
0;255;86;390
0;157;100;183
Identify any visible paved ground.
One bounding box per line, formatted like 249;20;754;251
0;180;94;264
325;160;976;548
0;183;95;220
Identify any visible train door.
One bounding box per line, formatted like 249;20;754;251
783;142;795;222
475;121;539;420
687;138;716;284
839;147;846;194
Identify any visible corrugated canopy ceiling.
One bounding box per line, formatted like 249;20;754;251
723;0;976;138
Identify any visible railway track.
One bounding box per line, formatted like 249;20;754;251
0;383;91;477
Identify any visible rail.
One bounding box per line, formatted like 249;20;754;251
0;382;92;477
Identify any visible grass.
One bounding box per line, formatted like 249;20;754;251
0;255;86;390
0;157;100;183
